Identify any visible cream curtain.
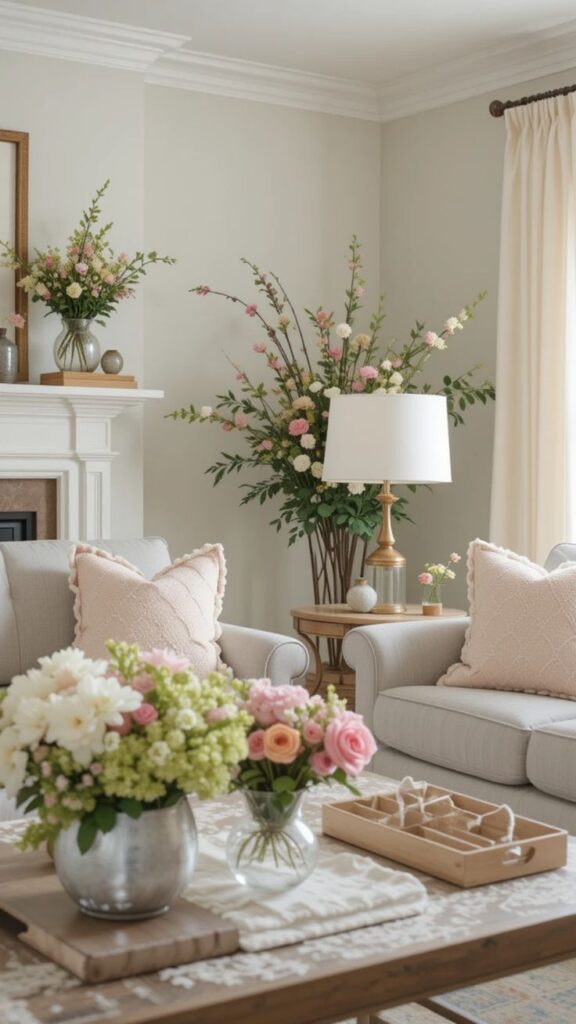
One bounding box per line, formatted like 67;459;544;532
490;95;576;564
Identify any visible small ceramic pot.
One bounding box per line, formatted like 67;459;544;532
0;329;18;383
346;577;378;613
101;349;124;374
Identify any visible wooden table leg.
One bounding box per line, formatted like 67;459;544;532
295;628;324;695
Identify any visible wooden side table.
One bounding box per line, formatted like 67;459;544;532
291;604;467;710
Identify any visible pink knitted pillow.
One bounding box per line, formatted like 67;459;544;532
70;543;227;675
438;539;576;699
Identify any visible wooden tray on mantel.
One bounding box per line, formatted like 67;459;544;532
40;371;138;388
0;842;238;983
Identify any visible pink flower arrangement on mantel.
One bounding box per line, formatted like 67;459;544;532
233;678;377;797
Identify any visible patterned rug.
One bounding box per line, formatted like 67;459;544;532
341;957;576;1023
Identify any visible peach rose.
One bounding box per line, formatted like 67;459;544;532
324;712;377;776
263;722;301;764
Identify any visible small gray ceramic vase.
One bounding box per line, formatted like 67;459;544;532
101;349;124;374
0;329;18;383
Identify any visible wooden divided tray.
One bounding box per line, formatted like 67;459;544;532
322;783;568;888
0;842;238;982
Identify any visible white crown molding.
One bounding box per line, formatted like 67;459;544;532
0;0;188;73
147;50;381;121
378;19;576;122
1;2;576;121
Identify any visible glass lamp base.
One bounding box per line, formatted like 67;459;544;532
369;564;406;613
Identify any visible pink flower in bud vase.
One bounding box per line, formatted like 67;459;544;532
142;649;191;673
303;719;324;745
6;312;25;328
196;285;211;295
310;751;336;777
351;380;365;392
253;343;267;353
109;713;132;736
245;304;258;317
235;412;248;429
359;365;378;380
328;347;343;360
247;729;267;760
418;572;433;585
288;418;309;437
449;552;461;563
132;703;158;727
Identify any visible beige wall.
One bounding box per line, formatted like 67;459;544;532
380;69;575;607
143;86;381;631
0;51;146;536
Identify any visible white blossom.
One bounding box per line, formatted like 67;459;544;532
199;405;213;419
347;482;366;495
323;386;341;400
293;454;311;473
335;323;352;339
300;434;316;450
311;461;324;479
309;381;323;393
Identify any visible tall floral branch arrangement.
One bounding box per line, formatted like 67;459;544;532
170;239;494;637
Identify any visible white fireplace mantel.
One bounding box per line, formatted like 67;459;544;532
0;384;164;539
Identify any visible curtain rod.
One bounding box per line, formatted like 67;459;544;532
490;83;576;117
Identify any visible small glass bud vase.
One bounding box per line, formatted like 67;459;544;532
226;790;318;893
422;584;443;616
346;577;378;613
53;317;100;372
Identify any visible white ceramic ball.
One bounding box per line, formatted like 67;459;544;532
346;578;377;613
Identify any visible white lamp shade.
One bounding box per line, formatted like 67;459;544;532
322;393;452;484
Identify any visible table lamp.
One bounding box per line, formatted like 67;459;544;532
322;394;451;613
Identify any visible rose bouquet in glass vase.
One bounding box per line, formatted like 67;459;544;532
170;239;493;678
0;642;249;919
226;678;377;893
418;552;461;615
0;180;175;372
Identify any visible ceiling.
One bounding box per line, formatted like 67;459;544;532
14;0;576;85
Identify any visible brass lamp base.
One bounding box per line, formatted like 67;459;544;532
366;481;406;614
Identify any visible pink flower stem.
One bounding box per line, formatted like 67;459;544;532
269;270;314;376
192;286;293;368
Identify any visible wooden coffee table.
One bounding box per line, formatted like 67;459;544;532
1;773;575;1024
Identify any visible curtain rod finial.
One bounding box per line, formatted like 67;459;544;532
490;99;505;117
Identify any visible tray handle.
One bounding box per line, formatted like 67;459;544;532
501;843;536;866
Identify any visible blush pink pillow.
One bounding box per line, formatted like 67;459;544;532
70;543;227;676
438;539;576;699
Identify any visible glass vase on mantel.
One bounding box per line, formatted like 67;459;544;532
53;317;100;372
422;584;443;616
226;789;318;893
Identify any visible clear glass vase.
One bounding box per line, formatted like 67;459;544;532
53;317;100;372
226;789;318;893
422;583;443;616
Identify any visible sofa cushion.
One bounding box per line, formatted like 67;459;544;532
0;538;171;683
374;686;576;785
527;719;576;802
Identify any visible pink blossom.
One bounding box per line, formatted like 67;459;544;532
310;751;336;777
206;706;231;724
247;729;267;760
44;255;54;269
222;422;233;432
449;552;461;563
316;309;329;325
392;358;403;369
90;762;103;776
6;312;25;329
55;774;68;792
41;762;52;778
42;289;51;300
141;649;191;673
303;719;324;745
359;365;378;380
235;412;248;429
424;331;438;347
118;251;129;263
288;418;309;437
245;304;258;317
256;439;273;452
132;703;159;727
196;285;211;295
328;347;343;361
109;713;132;736
44;793;56;808
69;246;79;257
269;357;281;370
245;680;311;727
253;343;267;353
132;672;155;694
82;773;94;787
418;572;434;585
75;262;88;275
104;273;115;285
59;268;68;279
324;711;377;776
83;242;93;257
354;286;364;298
91;287;101;297
351;380;365;393
235;372;246;381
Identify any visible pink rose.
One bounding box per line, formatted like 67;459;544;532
351;380;365;392
245;304;257;317
418;572;433;585
75;262;88;275
6;312;25;329
316;309;329;324
288;418;309;437
324;711;377;776
132;703;159;727
235;412;248;429
256;439;273;451
359;365;378;380
132;672;155;694
328;347;342;361
247;729;267;760
141;649;191;673
310;751;336;777
245;680;310;726
253;343;267;353
109;713;132;735
303;719;324;745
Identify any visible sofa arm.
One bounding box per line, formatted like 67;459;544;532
219;623;309;684
343;618;469;731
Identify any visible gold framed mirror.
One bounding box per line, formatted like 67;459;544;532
0;129;29;381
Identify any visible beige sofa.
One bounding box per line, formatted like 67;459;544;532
344;543;576;832
0;537;308;820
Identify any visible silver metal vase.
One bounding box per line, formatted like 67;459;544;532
53;800;198;920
